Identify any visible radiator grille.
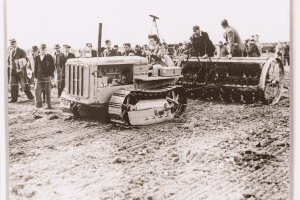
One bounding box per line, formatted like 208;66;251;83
65;64;90;98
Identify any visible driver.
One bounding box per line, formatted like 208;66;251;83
145;34;168;76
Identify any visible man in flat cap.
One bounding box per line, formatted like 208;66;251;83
56;44;76;98
86;43;98;57
189;25;215;58
102;40;118;57
122;43;135;56
33;44;55;109
7;39;34;103
221;19;244;58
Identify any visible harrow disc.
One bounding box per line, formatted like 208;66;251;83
259;58;285;105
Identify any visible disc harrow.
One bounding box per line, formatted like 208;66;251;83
177;57;284;105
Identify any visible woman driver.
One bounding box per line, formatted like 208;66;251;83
145;34;168;76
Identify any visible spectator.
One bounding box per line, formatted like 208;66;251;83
33;44;55;109
113;45;122;56
134;45;143;57
283;42;290;66
215;41;229;57
141;44;149;57
221;19;244;58
7;38;34;103
250;35;255;42
56;45;75;97
172;44;179;56
178;43;183;54
86;43;98;57
102;40;118;57
122;43;135;56
254;35;263;54
243;39;261;57
275;41;285;61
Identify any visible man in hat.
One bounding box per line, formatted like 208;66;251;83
221;19;244;58
86;43;98;57
113;45;122;56
56;45;76;97
250;35;255;42
7;39;34;103
189;25;215;58
122;43;135;56
134;45;143;57
102;40;118;57
33;44;55;109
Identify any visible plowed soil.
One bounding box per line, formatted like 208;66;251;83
8;67;290;200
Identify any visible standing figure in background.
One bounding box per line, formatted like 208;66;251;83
254;35;263;55
33;44;55;109
172;44;179;56
142;44;149;57
221;19;244;58
243;39;261;57
86;43;98;57
215;41;229;57
113;45;122;56
122;43;135;56
189;25;215;58
134;45;143;57
53;44;63;97
56;45;76;97
7;39;34;103
275;41;285;61
283;42;290;66
250;35;255;42
102;40;118;57
52;44;62;89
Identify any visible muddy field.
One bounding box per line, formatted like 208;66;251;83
8;67;290;200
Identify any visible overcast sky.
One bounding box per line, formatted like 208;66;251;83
7;0;290;50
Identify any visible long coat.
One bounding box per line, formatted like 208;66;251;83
190;31;216;57
56;52;76;89
7;47;31;91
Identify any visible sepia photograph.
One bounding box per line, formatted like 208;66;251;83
1;0;296;199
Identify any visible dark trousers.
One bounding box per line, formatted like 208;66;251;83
7;67;10;84
58;88;63;97
284;56;290;66
10;72;34;102
35;76;52;108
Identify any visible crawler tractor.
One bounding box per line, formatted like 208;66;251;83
60;56;187;126
176;56;284;105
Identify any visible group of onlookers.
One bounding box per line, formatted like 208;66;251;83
7;39;76;109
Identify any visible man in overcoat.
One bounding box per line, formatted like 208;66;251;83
56;44;76;97
221;19;244;58
7;39;34;103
